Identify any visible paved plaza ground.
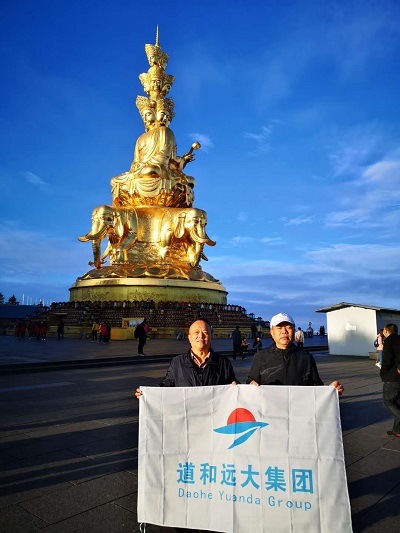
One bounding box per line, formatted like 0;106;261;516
0;336;399;532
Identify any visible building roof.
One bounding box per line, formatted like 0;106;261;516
0;305;45;320
314;302;400;314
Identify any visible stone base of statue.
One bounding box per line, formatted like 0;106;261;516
69;274;227;305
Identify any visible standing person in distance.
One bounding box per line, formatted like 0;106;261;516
375;328;385;368
232;326;244;360
380;323;400;437
57;318;64;340
100;322;109;344
295;326;304;349
135;319;149;356
92;321;100;343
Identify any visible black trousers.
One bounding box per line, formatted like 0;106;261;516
383;382;400;433
233;343;243;360
138;336;147;354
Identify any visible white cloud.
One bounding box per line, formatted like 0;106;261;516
283;215;315;226
324;124;400;231
304;243;400;275
188;133;214;152
244;125;273;143
208;242;400;323
260;237;285;245
252;4;399;109
243;120;282;156
322;4;399;77
0;222;91;301
226;236;255;246
327;123;388;179
362;160;400;187
23;171;50;189
326;175;400;228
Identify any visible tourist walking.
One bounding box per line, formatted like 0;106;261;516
380;323;400;437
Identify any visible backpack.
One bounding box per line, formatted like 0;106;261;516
374;338;379;348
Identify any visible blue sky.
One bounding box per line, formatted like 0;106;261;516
1;0;400;328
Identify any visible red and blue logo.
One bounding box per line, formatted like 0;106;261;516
214;408;268;449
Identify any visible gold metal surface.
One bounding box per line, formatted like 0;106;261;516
77;29;221;288
69;277;227;305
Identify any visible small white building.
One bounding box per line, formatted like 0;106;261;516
314;302;400;357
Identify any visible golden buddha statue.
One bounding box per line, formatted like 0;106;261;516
78;29;218;285
111;90;197;208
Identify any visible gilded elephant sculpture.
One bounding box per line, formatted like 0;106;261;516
78;205;216;270
78;205;138;269
159;208;216;267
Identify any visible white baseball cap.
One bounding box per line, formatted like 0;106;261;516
270;313;295;327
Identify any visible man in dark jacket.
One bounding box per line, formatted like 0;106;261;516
136;319;237;396
248;313;343;393
381;323;400;437
232;325;245;360
57;318;64;340
135;319;148;356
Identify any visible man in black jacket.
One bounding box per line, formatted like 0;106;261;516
381;323;400;437
248;312;343;394
136;319;237;396
232;325;245;360
134;319;149;356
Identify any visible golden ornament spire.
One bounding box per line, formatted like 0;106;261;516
144;27;169;69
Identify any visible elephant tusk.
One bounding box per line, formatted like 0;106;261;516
78;228;107;242
190;228;216;246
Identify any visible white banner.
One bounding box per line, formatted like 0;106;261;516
138;385;352;532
